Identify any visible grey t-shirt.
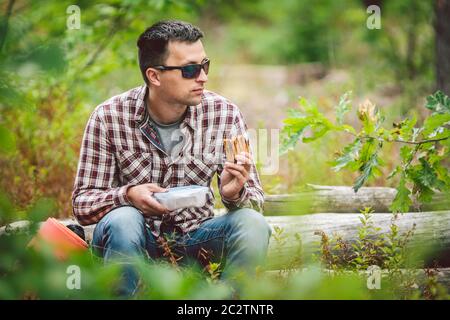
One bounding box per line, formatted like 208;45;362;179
145;99;185;157
150;116;184;157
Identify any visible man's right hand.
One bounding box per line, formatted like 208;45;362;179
126;183;170;216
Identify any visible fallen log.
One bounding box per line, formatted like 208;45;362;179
264;184;450;215
266;268;450;289
2;210;450;270
265;211;450;269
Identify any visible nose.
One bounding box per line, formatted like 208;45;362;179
196;68;208;83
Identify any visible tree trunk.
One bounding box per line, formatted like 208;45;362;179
263;185;450;215
3;210;450;270
435;0;450;95
265;211;450;269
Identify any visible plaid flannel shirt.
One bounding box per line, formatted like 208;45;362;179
71;85;265;237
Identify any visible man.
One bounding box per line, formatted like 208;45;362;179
72;20;271;297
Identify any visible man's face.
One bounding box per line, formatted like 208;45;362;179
156;39;208;107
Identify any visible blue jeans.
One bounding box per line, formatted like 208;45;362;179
92;206;272;297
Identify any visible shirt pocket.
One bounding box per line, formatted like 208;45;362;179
184;157;217;186
116;150;160;185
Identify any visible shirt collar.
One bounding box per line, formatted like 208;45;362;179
134;84;197;130
133;85;149;125
182;104;196;130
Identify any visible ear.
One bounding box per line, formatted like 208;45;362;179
146;68;161;86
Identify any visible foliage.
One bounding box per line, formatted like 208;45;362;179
0;0;441;218
313;207;449;299
0;0;203;223
0;196;363;299
281;91;450;213
362;0;435;114
0;0;446;301
314;207;413;271
2;198;449;300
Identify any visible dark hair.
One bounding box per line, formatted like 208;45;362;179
137;20;204;85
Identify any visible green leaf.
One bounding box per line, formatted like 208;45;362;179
282;117;310;130
417;185;434;203
417;158;438;189
0;76;29;108
0;125;16;155
425;91;450;114
303;119;333;143
359;138;377;163
387;165;401;180
15;43;66;74
28;198;56;223
0;192;15;223
281;97;333;149
332;138;362;172
422;113;450;136
407;161;439;203
286;108;304;118
339;124;357;135
335;91;352;125
398;115;418;141
302;125;330;143
353;151;380;193
298;97;319;115
399;145;413;164
352;140;382;192
281;117;309;153
433;162;450;188
362;115;375;135
390;174;412;213
280;128;304;154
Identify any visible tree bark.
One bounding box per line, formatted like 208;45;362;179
263;185;450;215
3;210;450;270
265;211;450;269
435;0;450;95
0;0;16;52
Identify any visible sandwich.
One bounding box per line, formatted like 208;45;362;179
224;135;250;163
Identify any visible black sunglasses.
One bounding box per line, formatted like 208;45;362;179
152;59;210;79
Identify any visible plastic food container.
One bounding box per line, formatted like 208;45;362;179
28;218;88;260
153;185;211;211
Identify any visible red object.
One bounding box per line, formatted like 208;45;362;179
28;218;88;260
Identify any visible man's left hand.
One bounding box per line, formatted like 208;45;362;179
220;152;252;201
